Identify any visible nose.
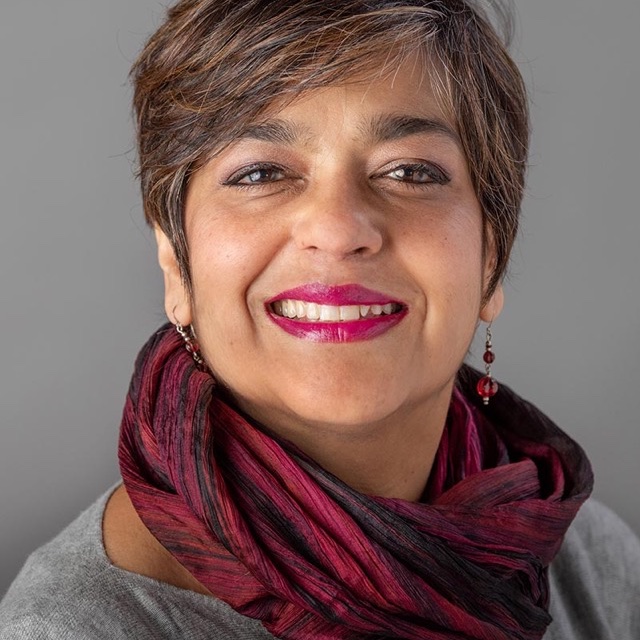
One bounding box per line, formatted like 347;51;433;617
291;178;384;259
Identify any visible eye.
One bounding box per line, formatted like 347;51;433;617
223;163;288;186
382;163;450;186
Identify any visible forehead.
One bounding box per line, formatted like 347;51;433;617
237;50;456;140
195;49;459;168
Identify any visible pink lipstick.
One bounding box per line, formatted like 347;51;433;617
266;284;407;343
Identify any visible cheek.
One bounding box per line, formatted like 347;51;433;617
405;211;485;296
405;213;485;359
187;225;253;348
188;214;269;298
186;214;288;370
192;219;246;267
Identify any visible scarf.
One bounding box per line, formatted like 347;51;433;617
119;324;593;640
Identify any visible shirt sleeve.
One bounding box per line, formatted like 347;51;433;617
0;617;86;640
546;499;640;640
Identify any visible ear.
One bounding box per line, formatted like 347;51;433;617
479;282;504;323
154;227;192;326
479;226;505;323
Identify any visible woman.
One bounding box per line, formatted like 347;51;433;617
1;0;639;639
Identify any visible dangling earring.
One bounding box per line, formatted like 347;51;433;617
173;309;207;371
477;323;498;405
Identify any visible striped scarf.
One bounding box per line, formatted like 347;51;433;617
119;324;593;640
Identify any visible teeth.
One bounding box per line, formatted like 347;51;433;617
272;299;400;322
339;305;360;321
320;305;340;321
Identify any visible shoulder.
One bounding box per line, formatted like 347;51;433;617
545;499;640;640
0;488;120;639
0;487;273;640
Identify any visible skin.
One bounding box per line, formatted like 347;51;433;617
104;54;503;587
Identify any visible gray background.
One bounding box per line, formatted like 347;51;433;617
1;1;638;595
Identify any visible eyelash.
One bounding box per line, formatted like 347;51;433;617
377;163;450;187
222;161;450;189
222;163;289;189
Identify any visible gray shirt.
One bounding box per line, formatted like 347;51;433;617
1;487;639;639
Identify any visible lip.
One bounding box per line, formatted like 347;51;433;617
265;283;407;343
266;283;402;307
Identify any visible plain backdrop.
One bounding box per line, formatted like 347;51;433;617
1;0;639;595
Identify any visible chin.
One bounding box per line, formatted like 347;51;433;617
274;379;414;434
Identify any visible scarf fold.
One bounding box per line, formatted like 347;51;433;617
119;325;593;640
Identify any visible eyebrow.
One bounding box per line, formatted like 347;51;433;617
236;114;459;147
237;120;309;145
364;114;460;145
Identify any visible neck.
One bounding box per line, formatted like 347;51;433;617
233;384;454;502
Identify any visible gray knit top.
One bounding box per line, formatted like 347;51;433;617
1;487;639;639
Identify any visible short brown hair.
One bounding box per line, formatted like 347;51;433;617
132;0;528;298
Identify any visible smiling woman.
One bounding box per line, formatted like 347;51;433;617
157;62;501;498
1;1;639;639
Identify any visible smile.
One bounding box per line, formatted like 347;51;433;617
270;300;402;322
266;284;408;343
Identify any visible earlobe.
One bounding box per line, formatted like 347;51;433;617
479;283;504;323
154;227;192;326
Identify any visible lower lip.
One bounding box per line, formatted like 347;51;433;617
268;310;407;343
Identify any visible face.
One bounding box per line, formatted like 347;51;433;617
157;54;503;443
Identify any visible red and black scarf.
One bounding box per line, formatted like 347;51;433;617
119;325;593;640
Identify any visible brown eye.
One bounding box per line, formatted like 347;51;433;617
386;164;449;185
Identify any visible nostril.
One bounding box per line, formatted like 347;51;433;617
291;200;384;258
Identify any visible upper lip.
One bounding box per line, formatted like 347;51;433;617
266;283;404;307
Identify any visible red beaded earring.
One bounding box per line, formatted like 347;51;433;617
477;324;498;405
